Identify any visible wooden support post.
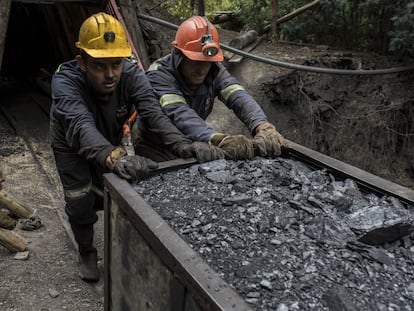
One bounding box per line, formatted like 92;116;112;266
0;0;12;71
271;0;278;37
277;0;320;24
264;0;321;33
0;191;35;219
117;0;150;69
0;228;27;252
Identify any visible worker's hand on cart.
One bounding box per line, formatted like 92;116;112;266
190;142;225;163
173;141;225;163
106;147;158;181
209;133;254;161
252;122;285;157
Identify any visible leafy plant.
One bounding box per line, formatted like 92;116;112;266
389;1;414;57
164;0;414;55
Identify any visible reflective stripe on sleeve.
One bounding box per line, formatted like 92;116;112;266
220;84;245;101
64;182;103;199
55;64;62;73
159;94;187;108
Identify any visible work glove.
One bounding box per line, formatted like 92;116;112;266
172;142;195;159
252;122;285;157
107;147;158;182
209;133;254;161
173;142;225;163
190;142;225;163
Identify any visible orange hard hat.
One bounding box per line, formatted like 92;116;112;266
76;12;132;58
172;16;223;62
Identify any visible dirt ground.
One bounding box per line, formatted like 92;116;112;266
214;30;414;189
0;12;413;311
0;91;104;311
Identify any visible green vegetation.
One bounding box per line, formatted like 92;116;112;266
164;0;414;56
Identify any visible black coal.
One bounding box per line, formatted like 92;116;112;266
134;158;414;310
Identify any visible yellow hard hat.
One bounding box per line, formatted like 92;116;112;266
75;12;132;58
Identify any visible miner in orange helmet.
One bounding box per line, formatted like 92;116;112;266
141;16;285;161
50;12;223;282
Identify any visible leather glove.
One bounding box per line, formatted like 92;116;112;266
190;142;225;163
172;142;195;159
107;147;158;182
209;133;254;161
173;142;225;163
113;155;158;181
252;122;285;157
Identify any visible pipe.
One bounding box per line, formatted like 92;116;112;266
135;12;414;76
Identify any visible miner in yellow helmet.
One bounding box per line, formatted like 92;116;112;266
142;16;286;161
75;12;132;58
50;12;224;282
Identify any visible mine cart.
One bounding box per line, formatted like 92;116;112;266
104;142;414;310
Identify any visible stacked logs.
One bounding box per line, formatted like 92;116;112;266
0;170;34;252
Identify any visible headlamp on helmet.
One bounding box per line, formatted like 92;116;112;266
201;25;219;57
172;16;223;62
75;12;132;58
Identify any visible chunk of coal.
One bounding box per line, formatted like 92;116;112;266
345;205;414;245
323;285;358;311
134;158;414;310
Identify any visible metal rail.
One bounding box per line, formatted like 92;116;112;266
285;140;414;206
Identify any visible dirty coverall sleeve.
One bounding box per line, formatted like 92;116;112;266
147;70;215;142
51;72;114;168
215;66;268;136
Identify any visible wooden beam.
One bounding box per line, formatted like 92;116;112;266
277;0;320;24
0;0;11;72
264;0;321;33
0;191;35;219
117;0;150;69
0;228;27;252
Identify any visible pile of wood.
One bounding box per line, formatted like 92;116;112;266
0;170;34;252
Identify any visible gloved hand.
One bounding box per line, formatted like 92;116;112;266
172;142;195;159
172;141;225;163
107;147;158;182
190;142;225;163
209;133;254;161
252;122;285;157
113;155;158;181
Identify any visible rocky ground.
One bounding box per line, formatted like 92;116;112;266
135;158;414;310
0;91;104;311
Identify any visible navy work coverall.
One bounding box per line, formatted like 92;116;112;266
50;59;191;250
145;49;269;143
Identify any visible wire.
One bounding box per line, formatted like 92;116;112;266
136;12;414;76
